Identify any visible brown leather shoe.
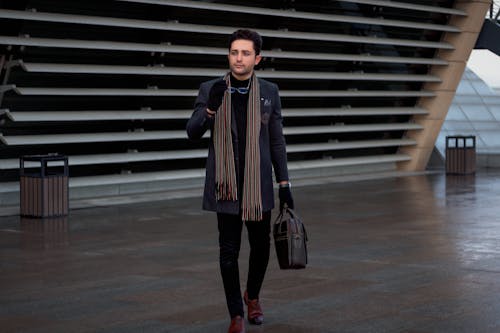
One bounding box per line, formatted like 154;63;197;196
244;291;264;325
228;315;245;333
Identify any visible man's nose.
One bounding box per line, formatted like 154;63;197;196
236;53;243;61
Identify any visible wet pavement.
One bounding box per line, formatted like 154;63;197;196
1;171;500;332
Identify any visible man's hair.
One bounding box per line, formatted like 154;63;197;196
228;29;263;55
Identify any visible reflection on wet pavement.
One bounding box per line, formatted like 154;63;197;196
1;171;500;332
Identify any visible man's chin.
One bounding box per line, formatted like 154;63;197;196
231;71;252;79
231;67;249;74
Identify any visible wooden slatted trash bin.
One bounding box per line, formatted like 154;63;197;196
20;154;69;217
445;136;476;175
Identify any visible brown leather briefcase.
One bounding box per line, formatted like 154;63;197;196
273;207;308;269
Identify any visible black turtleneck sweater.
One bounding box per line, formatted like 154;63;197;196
230;74;250;195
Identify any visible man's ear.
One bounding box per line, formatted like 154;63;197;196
255;54;262;65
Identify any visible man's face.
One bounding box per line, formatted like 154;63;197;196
228;39;262;80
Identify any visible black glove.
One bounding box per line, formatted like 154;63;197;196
207;79;227;112
279;185;294;211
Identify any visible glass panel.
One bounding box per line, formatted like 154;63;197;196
446;105;468;121
461;104;495;121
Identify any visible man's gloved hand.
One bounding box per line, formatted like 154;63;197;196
279;185;294;211
207;79;228;112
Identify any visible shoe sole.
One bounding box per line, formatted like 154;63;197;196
248;317;263;325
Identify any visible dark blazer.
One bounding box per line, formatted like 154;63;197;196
186;77;289;215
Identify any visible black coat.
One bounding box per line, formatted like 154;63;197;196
186;77;290;215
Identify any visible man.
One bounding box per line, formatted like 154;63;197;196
186;29;294;333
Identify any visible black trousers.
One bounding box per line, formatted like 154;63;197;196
217;210;272;319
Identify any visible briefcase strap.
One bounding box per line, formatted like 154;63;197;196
274;207;308;242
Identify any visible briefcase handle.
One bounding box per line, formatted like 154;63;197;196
275;207;308;242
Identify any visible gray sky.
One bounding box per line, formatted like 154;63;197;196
467;49;500;90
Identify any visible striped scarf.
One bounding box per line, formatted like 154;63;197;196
214;72;262;221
